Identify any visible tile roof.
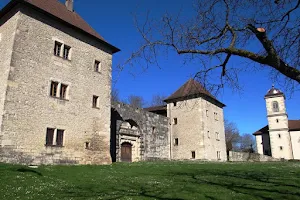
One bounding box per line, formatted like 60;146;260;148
0;0;119;53
144;105;167;112
265;86;284;97
164;79;225;107
253;120;300;135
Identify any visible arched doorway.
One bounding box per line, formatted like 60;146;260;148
121;142;132;162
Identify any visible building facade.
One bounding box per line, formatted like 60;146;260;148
0;0;227;165
0;0;119;165
254;86;300;160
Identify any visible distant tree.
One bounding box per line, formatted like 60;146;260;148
127;95;146;108
126;0;300;93
111;88;120;102
239;133;256;152
150;94;167;106
225;120;240;153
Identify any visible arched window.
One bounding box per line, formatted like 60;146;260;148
272;101;279;112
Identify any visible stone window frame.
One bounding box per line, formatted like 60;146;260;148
174;138;179;146
53;40;72;60
217;151;221;160
49;80;70;100
94;60;102;73
191;151;196;159
272;101;279;112
216;132;220;141
92;95;99;108
45;128;65;147
173;118;178;125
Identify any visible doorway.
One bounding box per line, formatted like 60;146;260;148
121;142;132;162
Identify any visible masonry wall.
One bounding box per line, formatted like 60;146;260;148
168;97;226;161
0;9;20;142
229;151;280;162
111;102;170;161
0;6;113;165
290;131;300;160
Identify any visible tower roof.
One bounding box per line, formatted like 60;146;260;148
164;79;225;107
265;85;284;97
0;0;120;53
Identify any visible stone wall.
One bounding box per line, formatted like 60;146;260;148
228;151;280;162
111;102;170;162
0;5;113;165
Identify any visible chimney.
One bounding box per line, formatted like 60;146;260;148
65;0;74;12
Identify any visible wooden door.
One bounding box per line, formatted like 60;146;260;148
121;142;132;162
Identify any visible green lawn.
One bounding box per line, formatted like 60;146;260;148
0;161;300;200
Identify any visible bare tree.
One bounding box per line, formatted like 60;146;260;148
126;0;300;93
239;133;256;152
150;94;167;106
111;88;120;102
127;95;146;108
225;120;240;153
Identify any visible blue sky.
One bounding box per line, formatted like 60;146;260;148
1;0;299;135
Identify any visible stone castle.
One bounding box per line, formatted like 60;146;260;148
0;0;226;165
253;86;300;160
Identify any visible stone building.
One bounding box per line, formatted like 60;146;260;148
0;0;119;164
253;86;300;160
0;0;227;165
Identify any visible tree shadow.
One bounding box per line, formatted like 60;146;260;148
16;167;43;176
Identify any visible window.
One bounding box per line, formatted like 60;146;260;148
174;138;178;146
50;81;59;97
50;81;68;100
191;151;196;159
217;151;221;160
173;102;177;107
214;112;218;120
46;128;55;146
94;60;101;72
173;118;178;125
60;84;68;99
56;129;64;146
206;110;209;117
278;134;281;138
216;132;220;140
54;41;62;56
63;45;71;60
273;101;279;112
85;142;90;149
45;128;64;147
92;95;99;108
207;131;210;138
280;146;283;150
276;119;279;123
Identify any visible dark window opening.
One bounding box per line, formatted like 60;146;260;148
56;129;64;146
278;134;281;138
280;146;283;150
46;128;54;146
63;45;71;60
50;81;59;97
85;142;90;149
173;102;177;107
60;84;68;99
191;151;196;159
94;60;101;72
276;119;279;123
174;138;178;146
174;118;178;125
54;41;62;56
92;95;99;108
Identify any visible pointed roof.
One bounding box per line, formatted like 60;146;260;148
164;79;225;107
253;120;300;135
0;0;120;53
265;85;284;98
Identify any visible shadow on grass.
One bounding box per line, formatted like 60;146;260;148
16;167;43;176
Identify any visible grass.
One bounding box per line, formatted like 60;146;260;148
0;161;300;200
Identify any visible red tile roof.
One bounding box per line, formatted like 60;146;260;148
164;79;225;107
0;0;119;53
253;120;300;135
